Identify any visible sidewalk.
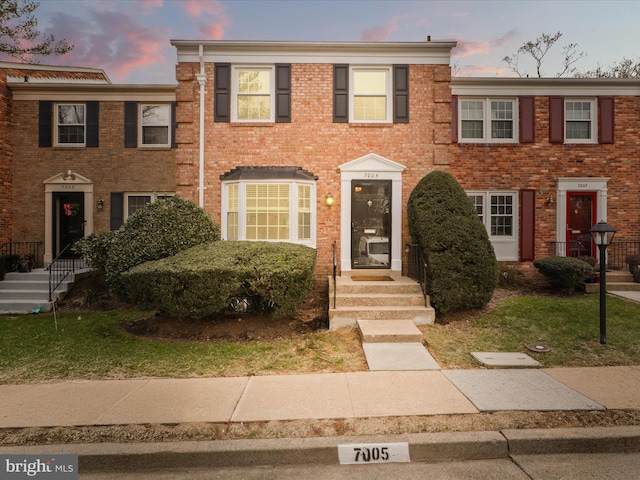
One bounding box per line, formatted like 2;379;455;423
2;366;640;428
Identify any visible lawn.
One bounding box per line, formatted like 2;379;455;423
423;293;640;369
2;292;640;384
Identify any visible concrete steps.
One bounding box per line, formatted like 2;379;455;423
328;271;439;371
584;270;640;293
0;269;76;314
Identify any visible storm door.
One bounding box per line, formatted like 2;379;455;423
351;180;391;268
52;192;85;258
566;192;596;257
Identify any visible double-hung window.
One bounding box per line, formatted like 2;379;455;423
232;66;274;122
350;67;392;123
140;104;171;146
125;193;174;220
468;191;518;260
56;104;85;145
565;99;596;143
459;98;517;143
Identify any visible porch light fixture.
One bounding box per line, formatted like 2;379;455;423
545;194;554;207
97;197;104;211
589;220;617;345
325;193;334;207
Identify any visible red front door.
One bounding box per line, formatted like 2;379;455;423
566;192;596;257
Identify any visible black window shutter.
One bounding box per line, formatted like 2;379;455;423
333;64;349;123
451;95;458;143
110;192;124;231
171;101;178;147
85;101;99;147
124;101;138;148
598;96;614;144
214;63;231;122
549;96;564;144
275;64;291;123
39;101;52;147
393;65;409;123
519;96;535;143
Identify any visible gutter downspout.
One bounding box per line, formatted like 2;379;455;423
196;44;207;208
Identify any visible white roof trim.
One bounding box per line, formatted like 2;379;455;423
171;40;455;65
451;77;640;96
339;153;406;172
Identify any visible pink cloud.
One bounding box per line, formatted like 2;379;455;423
199;22;226;40
183;0;225;17
42;10;168;82
360;15;409;42
452;29;519;59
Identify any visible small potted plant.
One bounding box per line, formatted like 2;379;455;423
626;254;640;274
14;253;34;273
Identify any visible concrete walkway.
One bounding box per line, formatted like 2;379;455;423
2;366;640;429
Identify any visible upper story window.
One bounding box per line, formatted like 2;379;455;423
459;98;517;143
56;104;85;145
565;99;596;143
214;63;291;123
140;104;171;146
232;66;274;122
350;67;392;122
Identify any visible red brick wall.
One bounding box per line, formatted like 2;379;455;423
449;96;640;260
0;72;12;244
175;62;452;277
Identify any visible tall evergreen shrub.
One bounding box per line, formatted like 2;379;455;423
407;171;499;313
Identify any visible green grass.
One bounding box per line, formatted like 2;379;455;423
0;311;364;384
424;294;640;368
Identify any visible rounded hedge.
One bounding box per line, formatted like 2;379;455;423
105;197;220;294
533;256;593;290
407;171;499;313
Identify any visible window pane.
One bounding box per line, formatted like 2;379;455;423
58;105;84;124
490;195;513;236
354;96;386;120
141;105;170;125
142;126;169;145
460;101;483;120
58;126;85;144
353;71;386;94
491;120;513;139
127;195;152;217
245;183;289;240
237;95;271;120
238;70;270;94
566;121;591;139
468;195;484;217
298;185;311;240
491;101;513;120
461;120;483;139
565;102;591;120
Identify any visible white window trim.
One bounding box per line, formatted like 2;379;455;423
231;65;275;123
124;192;175;221
467;190;518;261
564;98;597;144
55;103;86;147
221;180;317;247
349;66;392;123
458;97;518;144
139;104;171;147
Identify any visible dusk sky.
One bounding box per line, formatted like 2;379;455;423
15;0;640;84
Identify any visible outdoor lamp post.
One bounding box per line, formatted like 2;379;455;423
589;220;617;345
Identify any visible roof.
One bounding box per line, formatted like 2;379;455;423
0;61;110;84
220;166;318;181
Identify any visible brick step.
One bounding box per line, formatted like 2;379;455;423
357;319;423;343
334;293;426;308
329;305;435;329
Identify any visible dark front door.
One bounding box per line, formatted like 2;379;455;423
53;192;85;258
566;192;596;257
351;180;391;268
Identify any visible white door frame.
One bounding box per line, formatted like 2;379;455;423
338;153;405;273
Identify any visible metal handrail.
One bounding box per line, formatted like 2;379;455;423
406;243;429;308
48;244;80;302
332;240;337;309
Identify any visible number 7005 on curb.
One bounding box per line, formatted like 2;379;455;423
338;442;410;464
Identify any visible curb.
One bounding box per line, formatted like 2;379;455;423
2;426;640;473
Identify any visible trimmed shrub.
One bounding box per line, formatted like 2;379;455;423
105;197;220;294
533;256;593;290
121;241;316;318
72;231;116;272
407;170;499;313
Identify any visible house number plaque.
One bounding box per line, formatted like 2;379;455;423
338;442;410;464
